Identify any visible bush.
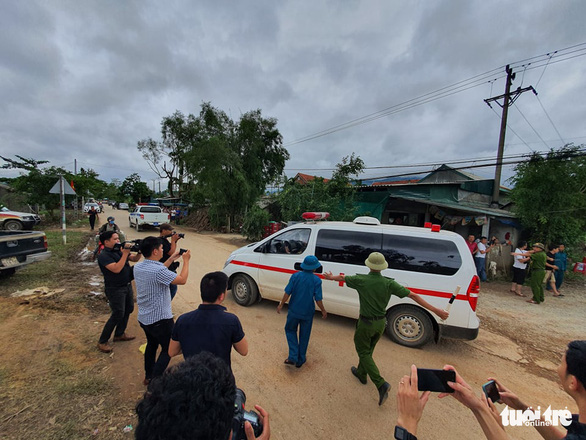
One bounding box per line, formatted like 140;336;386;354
242;206;270;241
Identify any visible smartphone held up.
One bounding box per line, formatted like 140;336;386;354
417;368;456;393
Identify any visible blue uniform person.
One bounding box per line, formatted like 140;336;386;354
277;255;327;368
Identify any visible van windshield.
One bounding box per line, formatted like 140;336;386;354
257;228;310;254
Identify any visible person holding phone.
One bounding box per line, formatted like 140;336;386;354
394;365;509;440
324;252;449;406
488;340;586;440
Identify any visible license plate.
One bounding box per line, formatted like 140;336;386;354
153;222;159;226
2;257;19;267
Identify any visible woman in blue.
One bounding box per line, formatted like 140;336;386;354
277;255;327;368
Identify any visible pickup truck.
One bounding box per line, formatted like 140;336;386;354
128;205;170;231
1;207;42;230
0;230;52;276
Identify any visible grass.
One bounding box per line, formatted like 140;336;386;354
1;228;92;293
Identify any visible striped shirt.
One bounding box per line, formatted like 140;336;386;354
134;259;177;325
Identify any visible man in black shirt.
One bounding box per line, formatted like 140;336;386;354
97;231;142;353
159;224;182;300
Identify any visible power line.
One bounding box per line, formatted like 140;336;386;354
488;105;534;153
285;42;586;147
535;95;565;145
512;102;550;149
284;148;586;172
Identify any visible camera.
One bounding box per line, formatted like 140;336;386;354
232;388;262;440
113;239;142;252
173;232;185;239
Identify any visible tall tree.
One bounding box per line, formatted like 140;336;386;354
509;144;586;245
119;173;153;204
146;102;289;228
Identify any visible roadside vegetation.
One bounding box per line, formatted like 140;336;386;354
0;227;133;439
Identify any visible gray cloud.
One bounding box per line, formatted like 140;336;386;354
1;0;584;188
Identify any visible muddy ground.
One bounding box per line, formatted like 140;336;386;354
1;205;584;439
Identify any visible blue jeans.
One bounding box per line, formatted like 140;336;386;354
99;284;134;343
285;315;314;366
475;257;487;282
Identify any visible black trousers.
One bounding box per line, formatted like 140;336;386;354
98;284;134;343
140;318;174;380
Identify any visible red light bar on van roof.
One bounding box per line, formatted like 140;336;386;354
424;222;432;228
302;212;330;220
431;224;441;232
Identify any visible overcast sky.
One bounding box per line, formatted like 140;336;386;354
1;1;585;190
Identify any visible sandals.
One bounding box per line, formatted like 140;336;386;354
526;300;539;304
515;292;526;297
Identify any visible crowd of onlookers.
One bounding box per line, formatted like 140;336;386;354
466;234;570;305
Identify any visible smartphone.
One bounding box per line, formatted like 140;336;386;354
179;248;187;255
416;368;456;393
482;380;500;403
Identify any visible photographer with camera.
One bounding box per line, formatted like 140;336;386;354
96;231;142;353
158;223;184;300
135;352;270;440
134;236;191;385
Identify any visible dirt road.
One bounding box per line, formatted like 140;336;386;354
113;206;584;440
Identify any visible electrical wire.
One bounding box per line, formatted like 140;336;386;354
285;42;586;147
488;106;534;152
512;103;550;149
535;95;565;145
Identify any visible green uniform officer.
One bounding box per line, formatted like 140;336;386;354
324;252;449;406
527;242;549;304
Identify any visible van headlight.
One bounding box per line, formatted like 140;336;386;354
223;256;234;268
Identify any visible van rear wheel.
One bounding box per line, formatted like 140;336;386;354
231;274;259;306
385;305;434;348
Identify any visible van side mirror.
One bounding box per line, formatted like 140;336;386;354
294;262;323;273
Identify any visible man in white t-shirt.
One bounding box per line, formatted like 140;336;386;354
511;241;530;296
474;236;493;282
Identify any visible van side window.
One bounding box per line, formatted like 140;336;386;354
257;228;311;254
382;235;461;276
315;230;382;266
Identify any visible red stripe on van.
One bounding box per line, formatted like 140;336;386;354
230;260;469;301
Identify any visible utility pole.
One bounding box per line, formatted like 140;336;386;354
484;65;537;207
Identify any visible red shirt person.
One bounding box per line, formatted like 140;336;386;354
466;235;478;256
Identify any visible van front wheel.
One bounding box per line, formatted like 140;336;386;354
231;274;259;306
385;306;434;348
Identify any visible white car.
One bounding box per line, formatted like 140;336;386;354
118;202;129;210
223;215;480;348
83;203;102;213
0;207;41;230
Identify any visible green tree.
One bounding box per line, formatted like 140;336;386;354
509;144;586;245
146;102;289;229
277;153;365;221
119;173;152;204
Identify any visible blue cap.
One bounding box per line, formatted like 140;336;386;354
300;255;321;271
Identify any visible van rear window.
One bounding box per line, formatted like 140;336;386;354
315;230;382;266
382;235;461;276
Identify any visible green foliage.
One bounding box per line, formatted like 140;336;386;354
118;173;153;203
509;144;586;245
242;206;270;241
145;103;289;228
277;153;365;221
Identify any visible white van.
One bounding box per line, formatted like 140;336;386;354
222;216;480;348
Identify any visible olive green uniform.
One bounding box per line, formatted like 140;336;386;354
345;272;410;388
529;252;547;303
